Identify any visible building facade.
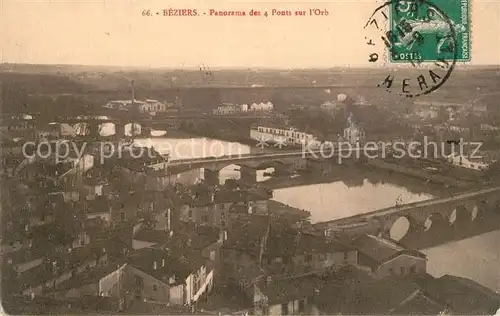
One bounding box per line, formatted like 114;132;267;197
250;126;321;148
353;234;427;279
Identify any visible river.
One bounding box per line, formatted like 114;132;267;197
273;177;500;293
96;125;500;292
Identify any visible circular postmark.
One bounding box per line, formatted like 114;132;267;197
364;0;458;98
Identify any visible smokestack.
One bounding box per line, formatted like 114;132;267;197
131;80;135;103
167;208;171;231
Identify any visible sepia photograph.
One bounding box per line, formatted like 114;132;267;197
1;0;500;314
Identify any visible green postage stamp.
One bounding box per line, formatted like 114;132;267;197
389;0;471;63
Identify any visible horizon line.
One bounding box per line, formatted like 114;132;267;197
2;62;499;72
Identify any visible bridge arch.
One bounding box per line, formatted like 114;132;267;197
472;200;488;221
124;123;143;136
388;215;420;241
449;205;470;226
492;199;500;212
424;212;447;232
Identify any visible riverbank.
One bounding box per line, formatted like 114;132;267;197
366;159;476;188
261;163;462;198
268;200;311;220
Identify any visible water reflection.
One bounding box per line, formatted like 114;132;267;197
134;138;250;160
272;177;434;223
74;122;142;137
422;231;500;292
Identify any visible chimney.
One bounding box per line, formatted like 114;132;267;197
219;230;227;243
131;80;136;102
266;276;272;285
295;231;301;248
167;208;171;231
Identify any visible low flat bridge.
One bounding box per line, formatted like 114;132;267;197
168;147;374;169
165;147;375;184
315;186;500;249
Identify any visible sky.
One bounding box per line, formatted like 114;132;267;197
1;0;499;68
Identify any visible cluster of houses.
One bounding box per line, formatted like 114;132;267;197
250;126;322;148
250;120;366;149
102;99;176;115
213;102;274;115
2;109;500;314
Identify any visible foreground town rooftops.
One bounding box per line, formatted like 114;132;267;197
314;268;440;314
352;234;426;268
53;259;127;293
257;273;327;306
222;215;270;257
264;227;353;260
419;274;500;315
174;222;221;250
127;247;206;285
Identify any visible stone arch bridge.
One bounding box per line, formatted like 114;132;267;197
315;186;500;248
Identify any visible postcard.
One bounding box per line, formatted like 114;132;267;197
1;0;500;315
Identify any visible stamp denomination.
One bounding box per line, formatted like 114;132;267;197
364;0;464;98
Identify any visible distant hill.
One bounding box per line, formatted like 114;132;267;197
1;63;499;116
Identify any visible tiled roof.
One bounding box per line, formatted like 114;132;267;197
22;161;74;180
263;226;298;258
417;274;500;315
315;270;424;314
50;240;109;266
296;233;352;254
14;243;108;292
264;227;352;259
352;234;426;268
54;260;126;293
76;197;111;215
133;229;170;244
257;273;326;305
175;222;220;250
388;290;447;315
127;247;206;284
222;215;270;256
188;188;270;207
4;241;51;264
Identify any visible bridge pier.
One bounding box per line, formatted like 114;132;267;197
239;165;257;183
273;163;292;177
377;227;391;239
114;122;126;138
140;125;152;137
306;158;333;175
203;167;219;186
88;121;101;139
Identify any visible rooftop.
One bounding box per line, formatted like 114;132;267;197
315;269;425;314
54;260;126;293
133;228;170;244
417;274;500;315
222;215;270;256
264;227;352;259
127;247;206;284
22;161;74;180
175;222;221;250
187;188;271;207
352;234;426;268
257;273;326;305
